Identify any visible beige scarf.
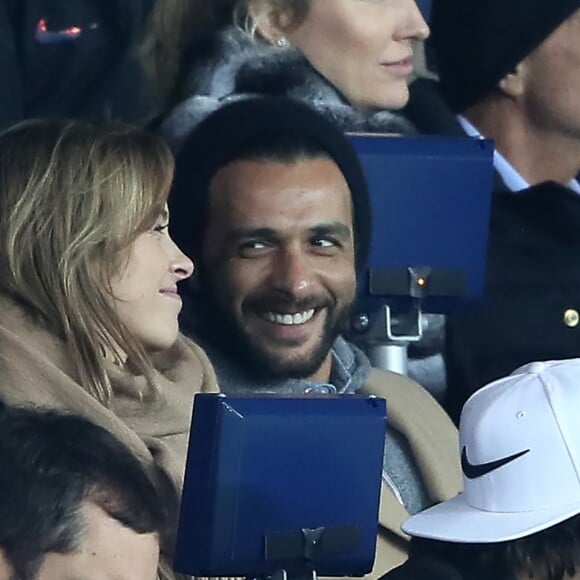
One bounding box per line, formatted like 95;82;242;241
0;293;220;577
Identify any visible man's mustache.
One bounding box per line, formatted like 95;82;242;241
242;294;334;313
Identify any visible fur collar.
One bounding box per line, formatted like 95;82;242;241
161;26;414;148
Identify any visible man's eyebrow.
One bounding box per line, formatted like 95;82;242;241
225;224;353;243
226;227;278;242
309;222;352;240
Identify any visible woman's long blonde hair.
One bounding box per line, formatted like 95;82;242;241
0;119;174;405
233;0;310;37
140;0;310;109
140;0;221;109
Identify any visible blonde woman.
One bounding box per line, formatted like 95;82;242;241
142;0;429;146
0;118;219;576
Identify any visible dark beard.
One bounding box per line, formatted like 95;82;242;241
190;280;350;382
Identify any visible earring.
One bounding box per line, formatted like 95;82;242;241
275;37;289;48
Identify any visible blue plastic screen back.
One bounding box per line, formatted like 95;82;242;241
174;394;387;577
350;134;494;313
416;0;432;19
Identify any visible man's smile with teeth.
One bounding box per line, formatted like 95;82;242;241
263;309;316;326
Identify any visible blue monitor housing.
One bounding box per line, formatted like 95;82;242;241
174;394;387;578
416;0;432;20
350;134;494;315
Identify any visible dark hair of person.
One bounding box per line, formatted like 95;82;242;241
170;97;371;275
406;520;580;580
0;406;167;579
496;516;580;580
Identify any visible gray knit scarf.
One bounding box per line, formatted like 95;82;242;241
201;335;430;514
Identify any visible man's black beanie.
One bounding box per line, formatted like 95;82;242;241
169;96;371;273
430;0;579;113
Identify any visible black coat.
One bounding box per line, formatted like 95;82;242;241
445;182;580;421
0;0;155;129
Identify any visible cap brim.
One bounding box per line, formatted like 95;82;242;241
402;493;580;543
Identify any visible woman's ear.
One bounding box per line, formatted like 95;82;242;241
246;0;293;43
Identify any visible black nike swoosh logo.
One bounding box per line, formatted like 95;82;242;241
461;446;530;479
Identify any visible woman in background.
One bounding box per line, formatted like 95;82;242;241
142;0;430;145
0;118;218;577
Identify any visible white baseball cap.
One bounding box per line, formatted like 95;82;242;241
402;359;580;543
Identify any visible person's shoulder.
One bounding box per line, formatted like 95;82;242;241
380;555;468;580
363;367;461;499
363;367;447;413
364;366;456;431
402;78;465;137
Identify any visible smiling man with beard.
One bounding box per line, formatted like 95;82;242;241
199;153;356;384
169;97;462;577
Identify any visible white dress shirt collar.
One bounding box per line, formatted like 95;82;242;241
457;115;580;194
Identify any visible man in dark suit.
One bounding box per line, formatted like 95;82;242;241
404;0;580;422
